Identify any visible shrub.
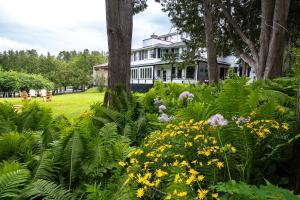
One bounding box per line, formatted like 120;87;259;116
121;119;236;199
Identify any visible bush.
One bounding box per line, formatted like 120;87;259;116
121;119;236;199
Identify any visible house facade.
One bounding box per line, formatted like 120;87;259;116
130;32;247;92
92;63;108;86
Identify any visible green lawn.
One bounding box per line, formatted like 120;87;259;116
0;92;104;118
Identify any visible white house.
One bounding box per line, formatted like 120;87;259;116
130;31;252;91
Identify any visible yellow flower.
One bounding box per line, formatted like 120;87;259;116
174;174;182;183
136;188;145;198
194;134;204;141
156;169;168;178
184;142;193;148
197;189;209;200
230;146;237;153
189;168;199;175
212;193;219;199
180;160;189;167
146;152;155;157
282;123;289;130
173;160;179;167
278;106;286;113
177;191;187;197
134;149;144;155
155;179;161;187
250;111;256;116
216;161;224;169
197;175;205;181
118;161;127;167
186;175;196;185
165;193;172;200
130;158;138;164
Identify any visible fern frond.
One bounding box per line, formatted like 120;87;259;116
32;150;57;181
61;129;84;189
24;179;72;200
0;169;30;199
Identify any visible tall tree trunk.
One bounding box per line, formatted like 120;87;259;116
105;0;133;104
219;0;290;80
257;0;274;79
203;0;218;83
283;35;292;73
242;61;247;76
291;73;300;193
296;73;300;140
264;0;290;79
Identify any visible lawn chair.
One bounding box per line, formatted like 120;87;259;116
46;91;52;102
40;89;47;101
14;105;23;113
29;89;36;98
20;91;30;101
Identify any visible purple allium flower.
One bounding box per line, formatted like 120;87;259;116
158;105;166;113
232;116;251;128
158;113;170;123
207;114;228;127
179;91;194;101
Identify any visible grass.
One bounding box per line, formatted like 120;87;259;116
0;92;104;118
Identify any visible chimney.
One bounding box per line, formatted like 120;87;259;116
151;33;158;39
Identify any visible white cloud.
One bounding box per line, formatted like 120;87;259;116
0;0;171;54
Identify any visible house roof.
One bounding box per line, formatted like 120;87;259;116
93;63;108;69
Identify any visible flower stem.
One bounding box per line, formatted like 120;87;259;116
217;128;232;180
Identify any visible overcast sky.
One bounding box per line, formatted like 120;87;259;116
0;0;172;55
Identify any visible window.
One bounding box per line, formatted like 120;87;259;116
177;69;182;79
174;48;179;58
157;48;161;58
186;66;195;79
131;68;139;80
139;67;153;79
143;50;148;59
172;67;176;78
134;52;138;61
157;70;161;78
150;49;156;58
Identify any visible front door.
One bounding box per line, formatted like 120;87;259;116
163;70;167;82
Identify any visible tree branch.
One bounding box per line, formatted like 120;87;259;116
217;2;259;63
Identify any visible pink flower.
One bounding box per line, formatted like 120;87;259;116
208;114;228;127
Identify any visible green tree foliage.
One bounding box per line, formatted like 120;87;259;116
0;71;54;93
0;50;107;90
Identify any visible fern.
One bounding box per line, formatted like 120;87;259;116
92;89;147;145
61;129;84;190
18;102;52;132
212;180;300;200
83;123;132;181
24;179;72;200
42;115;70;148
178;102;216;121
216;77;251;118
0;132;22;160
32;150;57;181
0;169;30;199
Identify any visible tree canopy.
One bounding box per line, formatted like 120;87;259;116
0;71;54;92
0;50;107;90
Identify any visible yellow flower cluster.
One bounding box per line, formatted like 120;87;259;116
245;119;289;139
120;120;234;199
